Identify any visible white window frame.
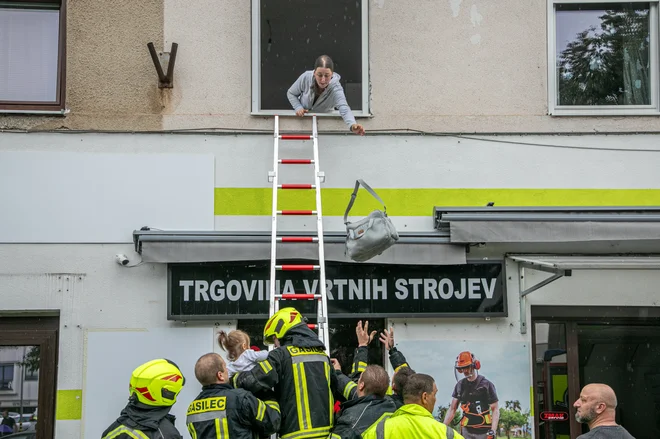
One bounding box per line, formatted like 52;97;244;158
548;0;660;116
250;0;371;117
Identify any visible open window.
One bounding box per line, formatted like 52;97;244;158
0;0;67;114
548;0;659;116
251;0;370;116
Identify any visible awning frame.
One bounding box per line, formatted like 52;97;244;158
507;254;660;334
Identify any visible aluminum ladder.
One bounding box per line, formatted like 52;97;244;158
267;115;330;355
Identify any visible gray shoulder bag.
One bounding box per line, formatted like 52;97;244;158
343;179;399;262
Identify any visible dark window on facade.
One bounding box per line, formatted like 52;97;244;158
0;363;13;390
0;0;66;112
253;0;367;113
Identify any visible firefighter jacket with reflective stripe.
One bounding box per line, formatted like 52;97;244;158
388;348;409;373
331;394;398;439
102;400;182;439
185;383;280;439
233;324;354;439
362;404;464;439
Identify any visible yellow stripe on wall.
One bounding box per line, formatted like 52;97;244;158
215;188;660;216
56;389;82;420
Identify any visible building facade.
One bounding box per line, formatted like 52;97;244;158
1;1;660;439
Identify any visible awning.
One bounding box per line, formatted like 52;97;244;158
434;206;660;243
133;230;467;265
506;254;660;334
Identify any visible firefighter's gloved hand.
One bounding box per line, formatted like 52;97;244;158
487;430;495;439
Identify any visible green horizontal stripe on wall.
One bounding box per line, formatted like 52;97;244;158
214;188;660;216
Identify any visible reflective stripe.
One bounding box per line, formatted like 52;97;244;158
187;423;198;439
292;363;308;431
291;354;328;364
299;362;313;430
256;399;266;422
394;363;409;373
280;426;332;439
343;380;357;399
325;361;333;423
265;400;280;412
447;426;455;439
232;372;240;388
103;425;150;439
214;417;229;439
355;361;367;373
376;418;386;439
259;360;273;374
187;410;227;424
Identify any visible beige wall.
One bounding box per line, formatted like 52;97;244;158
3;0;660;133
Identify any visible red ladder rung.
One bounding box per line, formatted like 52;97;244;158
275;265;320;271
277;294;321;300
279;184;315;190
277;237;318;242
280;135;311;140
280;159;314;164
278;210;316;215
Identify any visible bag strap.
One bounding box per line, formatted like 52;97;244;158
343;179;387;224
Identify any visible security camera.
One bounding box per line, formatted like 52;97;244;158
115;254;130;266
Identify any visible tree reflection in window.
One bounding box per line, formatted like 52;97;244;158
556;3;651;106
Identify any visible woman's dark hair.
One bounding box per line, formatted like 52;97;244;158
314;55;334;72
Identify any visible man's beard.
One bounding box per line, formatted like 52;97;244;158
576;407;596;424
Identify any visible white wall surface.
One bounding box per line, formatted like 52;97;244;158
0;149;215;243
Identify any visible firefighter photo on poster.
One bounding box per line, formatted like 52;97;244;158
444;351;499;439
396;340;531;439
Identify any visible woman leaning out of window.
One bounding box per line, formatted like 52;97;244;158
286;55;365;136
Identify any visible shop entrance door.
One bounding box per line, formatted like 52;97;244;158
532;307;660;439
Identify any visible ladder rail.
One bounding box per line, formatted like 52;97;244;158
311;115;330;356
268;116;281;323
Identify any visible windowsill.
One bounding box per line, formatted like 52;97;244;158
251;109;373;118
550;107;660;116
0;108;68;116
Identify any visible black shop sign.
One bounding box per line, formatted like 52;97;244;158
167;260;506;320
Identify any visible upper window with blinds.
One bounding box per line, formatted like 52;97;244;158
0;0;66;113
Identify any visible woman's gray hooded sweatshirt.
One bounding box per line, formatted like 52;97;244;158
287;71;357;130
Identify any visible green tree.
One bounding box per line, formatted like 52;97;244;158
498;400;530;439
435;404;461;427
557;5;650;106
20;346;40;373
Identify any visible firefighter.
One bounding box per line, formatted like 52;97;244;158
363;374;462;439
331;365;398;439
232;307;354;439
186;353;280;439
443;351;499;439
102;359;185;439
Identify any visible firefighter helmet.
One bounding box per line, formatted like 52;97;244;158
263;307;304;345
129;359;185;407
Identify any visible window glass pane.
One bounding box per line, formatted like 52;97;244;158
534;323;570;439
555;2;651;106
0;346;39;435
577;324;660;438
0;7;60;102
259;0;363;111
